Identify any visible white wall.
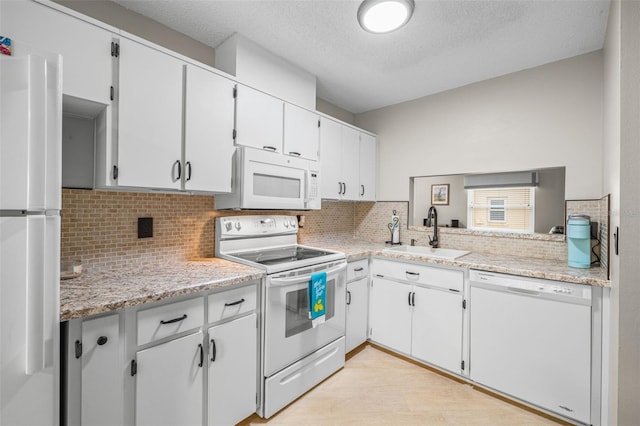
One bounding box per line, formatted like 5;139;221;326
355;52;604;202
316;98;356;125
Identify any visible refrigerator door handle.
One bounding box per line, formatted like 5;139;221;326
25;216;46;374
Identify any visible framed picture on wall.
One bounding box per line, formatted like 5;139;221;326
431;184;450;205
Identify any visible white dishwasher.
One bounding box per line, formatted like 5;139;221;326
469;270;592;424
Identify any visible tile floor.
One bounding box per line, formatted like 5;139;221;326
240;344;567;425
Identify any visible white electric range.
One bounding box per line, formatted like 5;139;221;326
215;215;347;418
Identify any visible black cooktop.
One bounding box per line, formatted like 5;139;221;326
231;246;334;266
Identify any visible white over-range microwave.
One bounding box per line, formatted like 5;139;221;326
215;147;321;210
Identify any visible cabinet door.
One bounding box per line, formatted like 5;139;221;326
341;126;360;200
208;314;257;426
0;1;113;104
184;65;235;193
136;332;204;426
359;133;377;201
283;103;319;161
369;277;411;354
81;314;123;426
235;84;283;153
117;37;183;190
319;117;343;199
346;278;369;353
411;286;463;374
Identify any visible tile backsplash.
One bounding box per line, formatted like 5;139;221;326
63;190;607;274
61;189;355;272
61;189;215;272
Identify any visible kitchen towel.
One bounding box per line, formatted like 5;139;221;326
309;271;327;327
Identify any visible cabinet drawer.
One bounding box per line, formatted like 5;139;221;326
372;258;463;292
347;259;369;282
208;284;257;323
137;297;204;346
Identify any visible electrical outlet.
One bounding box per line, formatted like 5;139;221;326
138;217;153;238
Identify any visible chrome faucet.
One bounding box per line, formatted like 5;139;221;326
426;206;438;248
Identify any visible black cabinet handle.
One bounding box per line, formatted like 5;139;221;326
338;182;342;195
210;339;217;362
408;292;412;306
112;165;118;180
160;314;187;325
263;146;277;152
97;336;108;346
353;267;364;272
406;271;420;276
346;290;352;305
224;298;245;307
361;184;365;197
343;182;347;195
185;161;192;182
75;340;82;359
288;151;301;157
411;292;416;306
198;343;204;368
174;160;182;180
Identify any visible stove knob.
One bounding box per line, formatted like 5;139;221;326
224;221;233;231
235;221;241;231
283;221;290;228
290;219;297;228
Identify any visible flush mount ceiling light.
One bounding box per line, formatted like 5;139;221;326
357;0;415;34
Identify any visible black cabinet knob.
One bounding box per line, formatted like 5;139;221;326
97;336;108;346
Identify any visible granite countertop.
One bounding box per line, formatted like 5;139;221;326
60;258;265;321
301;237;610;287
62;238;609;322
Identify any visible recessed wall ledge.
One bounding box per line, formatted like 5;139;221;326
407;226;566;242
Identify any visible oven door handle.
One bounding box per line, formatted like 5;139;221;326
269;263;347;286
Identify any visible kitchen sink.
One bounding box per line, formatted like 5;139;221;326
382;246;470;260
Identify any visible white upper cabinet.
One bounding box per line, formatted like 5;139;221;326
0;1;114;104
358;133;377;201
320;117;343;199
116;37;184;190
184;64;235;193
320;117;377;201
283;103;319;161
341;126;361;200
234;84;284;153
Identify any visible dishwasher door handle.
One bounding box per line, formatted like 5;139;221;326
507;286;540;296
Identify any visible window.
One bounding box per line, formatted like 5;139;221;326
467;187;535;233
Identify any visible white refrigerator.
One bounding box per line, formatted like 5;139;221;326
0;51;62;425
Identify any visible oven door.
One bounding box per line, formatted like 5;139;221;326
264;260;347;377
241;148;310;210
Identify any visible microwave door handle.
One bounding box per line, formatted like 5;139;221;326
269;263;347;286
304;170;311;204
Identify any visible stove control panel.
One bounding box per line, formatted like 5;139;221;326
217;215;298;240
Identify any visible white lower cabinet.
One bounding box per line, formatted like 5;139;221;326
81;314;123;426
369;259;465;375
369;276;412;354
410;286;463;374
135;331;204;426
345;259;370;353
208;314;257;426
63;313;124;426
346;278;369;353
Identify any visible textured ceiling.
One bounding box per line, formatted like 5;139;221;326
113;0;610;114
